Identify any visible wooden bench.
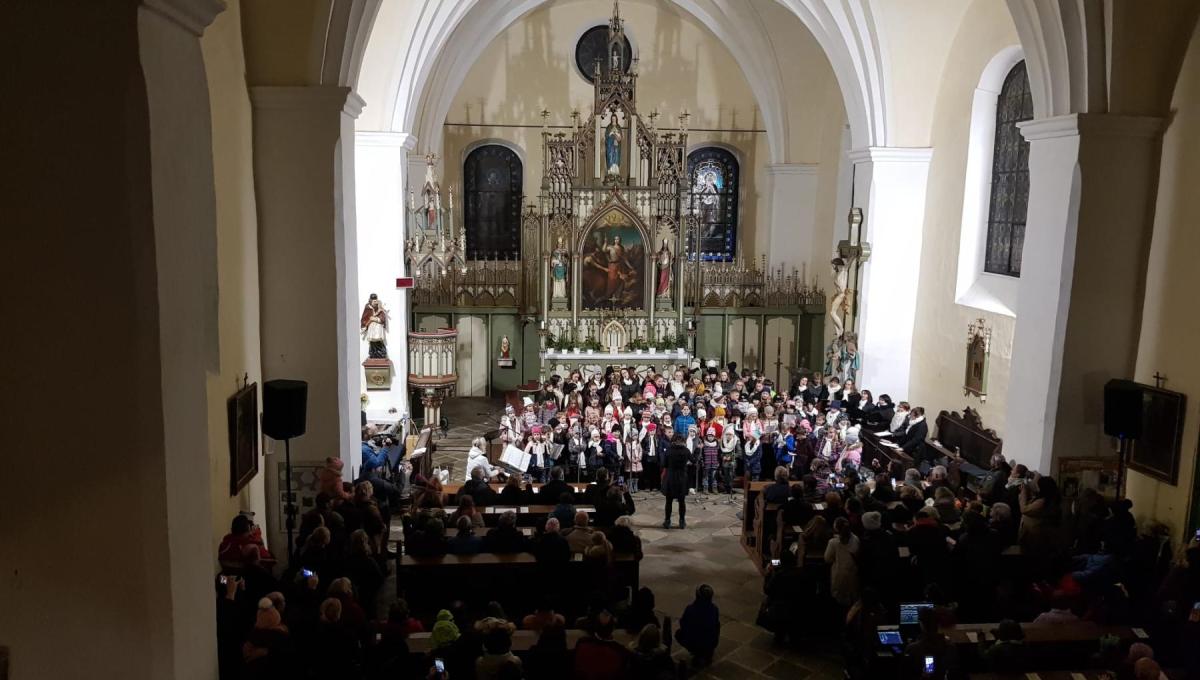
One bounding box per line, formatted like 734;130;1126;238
876;621;1148;674
475;504;596;526
861;430;914;470
405;628;635;654
442;482;593;505
410;427;435;483
930;407;1002;492
395;551;640;619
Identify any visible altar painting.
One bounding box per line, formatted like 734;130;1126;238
580;222;646;310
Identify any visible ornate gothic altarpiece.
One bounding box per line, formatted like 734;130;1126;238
401;3;825;392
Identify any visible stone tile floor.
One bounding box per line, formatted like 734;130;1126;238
625;488;845;680
392;397;846;679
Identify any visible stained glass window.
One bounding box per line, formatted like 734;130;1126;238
463;145;522;260
984;60;1033;277
687;147;739;261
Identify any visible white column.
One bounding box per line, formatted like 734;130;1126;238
849;147;934;398
356;131;417;421
252;86;363;543
1005;114;1164;474
764;163;820;271
141;2;226;677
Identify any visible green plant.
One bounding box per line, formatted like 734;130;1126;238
545;333;561;351
581;337;603;352
656;333;678;348
627;337;648;351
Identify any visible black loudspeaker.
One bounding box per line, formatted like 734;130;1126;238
1103;379;1143;439
263;379;308;440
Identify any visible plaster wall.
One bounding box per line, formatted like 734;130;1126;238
202;0;268;551
871;0;970;148
1;2;222;677
239;0;324;86
436;0;843;274
908;0;1018;436
1125;20;1200;541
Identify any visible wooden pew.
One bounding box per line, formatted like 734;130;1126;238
442;482;592;505
876;621;1147;674
929;407;1002;491
969;672;1123;680
405;628;636;654
395;551;640;618
861;430;913;471
476;504;596;527
738;481;772;562
410;427;435;483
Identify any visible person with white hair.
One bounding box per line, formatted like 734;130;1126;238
465;436;498;481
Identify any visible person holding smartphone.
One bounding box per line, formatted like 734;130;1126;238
902;607;957;679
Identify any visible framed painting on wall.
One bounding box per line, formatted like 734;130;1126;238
964;318;990;401
228;382;259;496
1128;386;1187;485
1058;457;1120;501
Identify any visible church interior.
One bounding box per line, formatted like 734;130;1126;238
6;0;1200;678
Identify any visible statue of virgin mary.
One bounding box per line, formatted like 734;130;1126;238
605;119;622;175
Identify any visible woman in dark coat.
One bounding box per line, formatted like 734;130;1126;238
662;434;691;529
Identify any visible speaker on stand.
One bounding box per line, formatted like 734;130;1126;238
1104;379;1143;499
263;379;308;562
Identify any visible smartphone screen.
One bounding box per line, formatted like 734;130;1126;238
434;658;445;674
301;568;314;578
219;575;228;585
923;655;935;674
770;559;781;567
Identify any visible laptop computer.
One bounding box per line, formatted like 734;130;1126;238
899;602;934;640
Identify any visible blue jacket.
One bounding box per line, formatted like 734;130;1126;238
361;442;389;473
674;414;697;434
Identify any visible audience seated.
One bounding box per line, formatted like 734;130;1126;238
524;623;570;680
573;611;629;680
627;624;673;680
216;373;1191;680
475;618;522;680
902;606;958;679
621;586;661;634
464;465;500;506
608;515;644;559
483;510;530;553
564;511;598;555
448;514;484;555
540;465;575;504
533;517;572;565
763;466;792;504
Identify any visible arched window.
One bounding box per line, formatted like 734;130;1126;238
687;147;739;261
984;61;1033;277
463;144;522;259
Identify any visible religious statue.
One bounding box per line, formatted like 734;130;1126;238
655;238;672;297
841;335;860;383
419;154;441;231
360;293;389;359
828;256;849;341
605;119;622;176
824;339;843;379
551;238;569;300
499;335;511;359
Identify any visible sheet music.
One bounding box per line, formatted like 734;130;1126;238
500;445;531;472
